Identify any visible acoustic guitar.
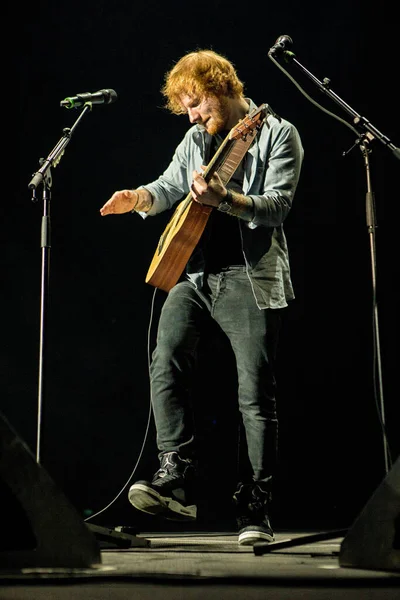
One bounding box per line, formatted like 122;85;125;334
145;103;271;292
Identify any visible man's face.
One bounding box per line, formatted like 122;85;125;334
180;94;230;135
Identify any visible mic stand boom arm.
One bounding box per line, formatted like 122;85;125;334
29;104;92;191
28;104;92;465
269;51;400;160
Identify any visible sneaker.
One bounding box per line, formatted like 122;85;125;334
128;451;197;521
233;482;275;546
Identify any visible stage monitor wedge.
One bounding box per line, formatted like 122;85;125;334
339;456;400;572
0;412;101;569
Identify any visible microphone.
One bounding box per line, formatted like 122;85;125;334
60;89;117;109
268;35;293;56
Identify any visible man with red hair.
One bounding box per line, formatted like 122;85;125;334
100;49;304;545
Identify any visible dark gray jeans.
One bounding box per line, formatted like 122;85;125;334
150;267;282;483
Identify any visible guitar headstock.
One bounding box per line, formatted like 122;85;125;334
229;103;277;140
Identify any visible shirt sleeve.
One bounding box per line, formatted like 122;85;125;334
138;129;195;217
249;119;304;228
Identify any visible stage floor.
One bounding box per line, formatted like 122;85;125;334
1;530;399;600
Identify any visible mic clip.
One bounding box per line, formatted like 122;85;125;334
268;35;294;59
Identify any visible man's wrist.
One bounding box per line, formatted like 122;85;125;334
131;189;153;213
224;189;233;202
217;189;234;213
218;189;255;221
131;190;139;211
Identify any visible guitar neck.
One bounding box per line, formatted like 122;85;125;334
202;133;235;182
207;129;257;187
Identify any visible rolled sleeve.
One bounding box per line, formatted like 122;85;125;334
249;120;304;228
136;127;203;217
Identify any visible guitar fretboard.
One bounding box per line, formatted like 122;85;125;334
213;131;257;186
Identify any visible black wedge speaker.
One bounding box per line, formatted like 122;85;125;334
339;456;400;572
0;412;101;568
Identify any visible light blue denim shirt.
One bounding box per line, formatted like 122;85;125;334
140;99;304;309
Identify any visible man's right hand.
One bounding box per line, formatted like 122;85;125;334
100;189;139;216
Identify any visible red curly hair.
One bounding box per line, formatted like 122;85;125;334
161;49;245;114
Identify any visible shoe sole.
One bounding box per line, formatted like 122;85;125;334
128;483;197;522
238;531;275;546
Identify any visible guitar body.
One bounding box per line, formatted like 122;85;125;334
145;197;212;292
145;104;271;292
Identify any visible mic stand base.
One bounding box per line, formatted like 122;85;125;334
86;524;150;549
253;528;347;555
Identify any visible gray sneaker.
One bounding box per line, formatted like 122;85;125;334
233;482;275;546
128;452;197;521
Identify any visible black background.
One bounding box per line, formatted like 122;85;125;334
6;0;399;533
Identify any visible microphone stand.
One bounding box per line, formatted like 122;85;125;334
28;104;92;464
253;44;400;560
28;102;149;550
269;47;399;478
